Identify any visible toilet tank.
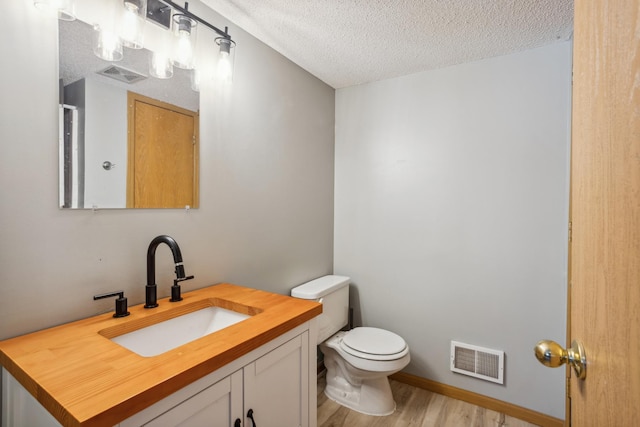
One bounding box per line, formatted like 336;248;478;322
291;275;350;344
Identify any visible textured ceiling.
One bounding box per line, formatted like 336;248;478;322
200;0;574;88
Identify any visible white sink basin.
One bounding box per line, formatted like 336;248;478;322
110;306;251;357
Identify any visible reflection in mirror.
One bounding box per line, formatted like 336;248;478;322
59;18;199;209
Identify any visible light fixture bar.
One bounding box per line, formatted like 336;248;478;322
146;0;172;29
162;0;232;40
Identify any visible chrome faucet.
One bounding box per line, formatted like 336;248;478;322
145;235;194;308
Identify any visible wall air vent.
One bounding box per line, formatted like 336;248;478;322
450;341;504;384
97;65;147;84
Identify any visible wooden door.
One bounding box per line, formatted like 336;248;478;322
127;92;199;208
569;0;640;425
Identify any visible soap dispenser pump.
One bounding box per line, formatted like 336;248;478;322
93;291;130;318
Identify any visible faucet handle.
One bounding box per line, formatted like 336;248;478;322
170;275;194;302
94;291;130;318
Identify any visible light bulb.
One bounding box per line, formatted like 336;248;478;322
174;33;194;68
218;51;232;82
150;51;173;79
93;25;123;61
215;37;235;84
172;14;197;70
120;2;145;49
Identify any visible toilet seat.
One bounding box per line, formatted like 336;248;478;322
322;329;411;373
340;327;408;361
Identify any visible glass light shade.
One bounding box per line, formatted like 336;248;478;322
172;14;197;70
149;51;174;79
93;25;123;61
190;67;200;92
120;0;147;49
216;37;236;84
34;0;76;21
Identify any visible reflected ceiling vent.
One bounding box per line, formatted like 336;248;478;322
97;65;147;84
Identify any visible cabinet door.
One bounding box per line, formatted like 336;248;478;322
243;332;309;427
2;368;62;427
144;371;242;427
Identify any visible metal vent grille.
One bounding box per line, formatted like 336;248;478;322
450;341;504;384
97;65;147;84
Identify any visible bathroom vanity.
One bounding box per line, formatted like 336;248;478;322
0;284;321;427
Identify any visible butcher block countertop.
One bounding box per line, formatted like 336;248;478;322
0;283;322;426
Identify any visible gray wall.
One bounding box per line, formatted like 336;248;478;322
2;0;570;420
334;42;572;419
0;1;335;340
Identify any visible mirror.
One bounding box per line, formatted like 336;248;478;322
58;18;199;209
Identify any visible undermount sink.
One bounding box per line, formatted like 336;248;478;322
105;305;252;357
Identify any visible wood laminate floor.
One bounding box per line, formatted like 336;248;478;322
317;377;539;427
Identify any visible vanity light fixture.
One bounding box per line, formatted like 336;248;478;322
38;0;236;84
92;0;127;62
149;50;174;79
120;0;147;49
33;0;76;21
163;0;236;82
216;36;236;83
149;21;174;78
93;23;124;61
171;12;197;70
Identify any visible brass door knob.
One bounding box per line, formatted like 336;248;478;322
534;340;587;379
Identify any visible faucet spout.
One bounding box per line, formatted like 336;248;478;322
145;235;193;308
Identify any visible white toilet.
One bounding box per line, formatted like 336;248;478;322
291;275;410;416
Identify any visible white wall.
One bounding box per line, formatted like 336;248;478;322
0;2;334;340
83;78;127;208
334;42;572;418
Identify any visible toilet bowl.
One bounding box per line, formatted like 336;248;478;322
291;275;410;416
321;328;410;415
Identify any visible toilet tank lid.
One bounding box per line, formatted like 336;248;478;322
291;275;350;299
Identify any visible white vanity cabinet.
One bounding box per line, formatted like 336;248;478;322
243;331;310;427
2;321;316;427
119;322;314;427
140;370;243;427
